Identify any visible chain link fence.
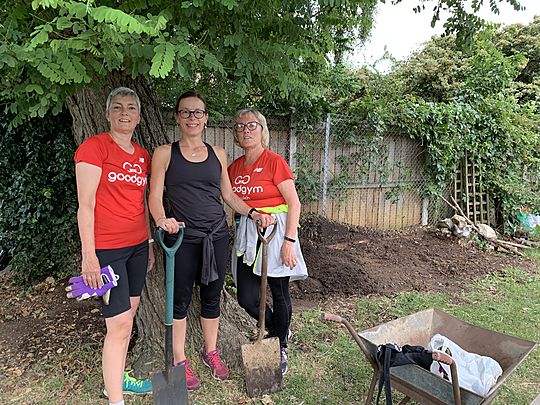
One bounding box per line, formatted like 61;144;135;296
293;113;453;228
164;112;452;229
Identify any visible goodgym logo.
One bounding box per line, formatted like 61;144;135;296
123;162;143;174
107;161;147;186
232;175;263;197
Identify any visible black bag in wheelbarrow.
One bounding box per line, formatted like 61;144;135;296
376;343;433;405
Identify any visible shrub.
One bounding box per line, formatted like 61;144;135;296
0;110;79;283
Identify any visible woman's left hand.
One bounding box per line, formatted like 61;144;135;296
281;240;298;270
252;212;275;228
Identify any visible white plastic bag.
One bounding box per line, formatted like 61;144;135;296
428;334;502;397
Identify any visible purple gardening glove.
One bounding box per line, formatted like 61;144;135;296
66;265;119;305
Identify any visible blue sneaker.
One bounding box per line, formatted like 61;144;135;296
280;347;288;376
122;370;152;394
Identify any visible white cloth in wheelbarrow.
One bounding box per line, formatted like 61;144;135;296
428;334;502;396
376;343;433;405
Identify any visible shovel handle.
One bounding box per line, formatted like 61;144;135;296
156;227;184;326
256;219;278;245
256;221;277;341
156;226;184;255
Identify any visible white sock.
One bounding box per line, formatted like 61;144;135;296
109;401;125;405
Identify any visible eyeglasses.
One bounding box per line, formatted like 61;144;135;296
234;122;261;132
177;109;206;119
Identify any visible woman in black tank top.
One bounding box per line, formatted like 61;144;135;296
148;91;274;390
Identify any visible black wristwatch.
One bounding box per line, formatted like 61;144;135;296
247;207;259;220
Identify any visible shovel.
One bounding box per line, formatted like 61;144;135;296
241;221;282;397
153;226;188;405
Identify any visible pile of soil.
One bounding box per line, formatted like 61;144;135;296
291;215;530;302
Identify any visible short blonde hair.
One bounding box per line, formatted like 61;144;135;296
234;109;270;148
106;87;141;112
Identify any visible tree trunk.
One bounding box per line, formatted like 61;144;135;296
66;72;253;377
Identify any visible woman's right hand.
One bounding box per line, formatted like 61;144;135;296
81;253;102;289
252;211;275;228
156;217;183;234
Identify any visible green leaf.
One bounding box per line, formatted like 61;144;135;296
30;26;52;48
217;0;238;11
25;84;44;95
3;55;17;68
150;43;175;78
203;53;224;74
67;2;89;19
176;60;188;78
56;16;73;30
36;61;62;83
60;54;88;83
176;43;191;58
92;6;146;35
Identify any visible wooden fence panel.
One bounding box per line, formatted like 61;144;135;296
163;113;444;229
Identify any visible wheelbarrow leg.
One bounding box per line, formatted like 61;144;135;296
364;371;379;405
397;397;411;405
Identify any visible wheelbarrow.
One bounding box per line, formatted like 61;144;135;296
322;308;536;405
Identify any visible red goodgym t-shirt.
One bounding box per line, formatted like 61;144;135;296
74;132;150;249
228;149;293;209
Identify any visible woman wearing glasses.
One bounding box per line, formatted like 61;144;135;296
148;91;273;390
228;108;308;376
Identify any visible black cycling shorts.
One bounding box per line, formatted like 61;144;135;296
95;240;148;318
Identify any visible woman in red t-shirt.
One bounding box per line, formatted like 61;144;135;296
74;87;154;403
228;108;308;376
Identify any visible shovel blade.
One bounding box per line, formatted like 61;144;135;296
241;337;283;397
152;364;188;405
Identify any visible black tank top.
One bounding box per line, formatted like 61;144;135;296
164;141;228;242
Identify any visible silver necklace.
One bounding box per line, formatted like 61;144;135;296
181;144;203;157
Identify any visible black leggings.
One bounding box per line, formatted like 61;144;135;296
169;235;229;320
236;256;291;348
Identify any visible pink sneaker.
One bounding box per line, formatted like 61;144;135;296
176;359;201;391
201;349;229;380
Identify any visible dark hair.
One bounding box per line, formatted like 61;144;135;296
175;90;207;112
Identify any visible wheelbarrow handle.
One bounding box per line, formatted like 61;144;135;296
433;351;462;405
321;312;343;323
321;312;381;372
432;351;453;365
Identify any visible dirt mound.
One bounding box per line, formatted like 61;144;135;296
291;215;530;301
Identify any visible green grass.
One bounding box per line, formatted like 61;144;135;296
1;251;538;405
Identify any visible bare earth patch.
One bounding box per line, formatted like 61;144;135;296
291;215;530;306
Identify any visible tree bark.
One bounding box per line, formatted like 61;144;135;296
66;72;253;378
